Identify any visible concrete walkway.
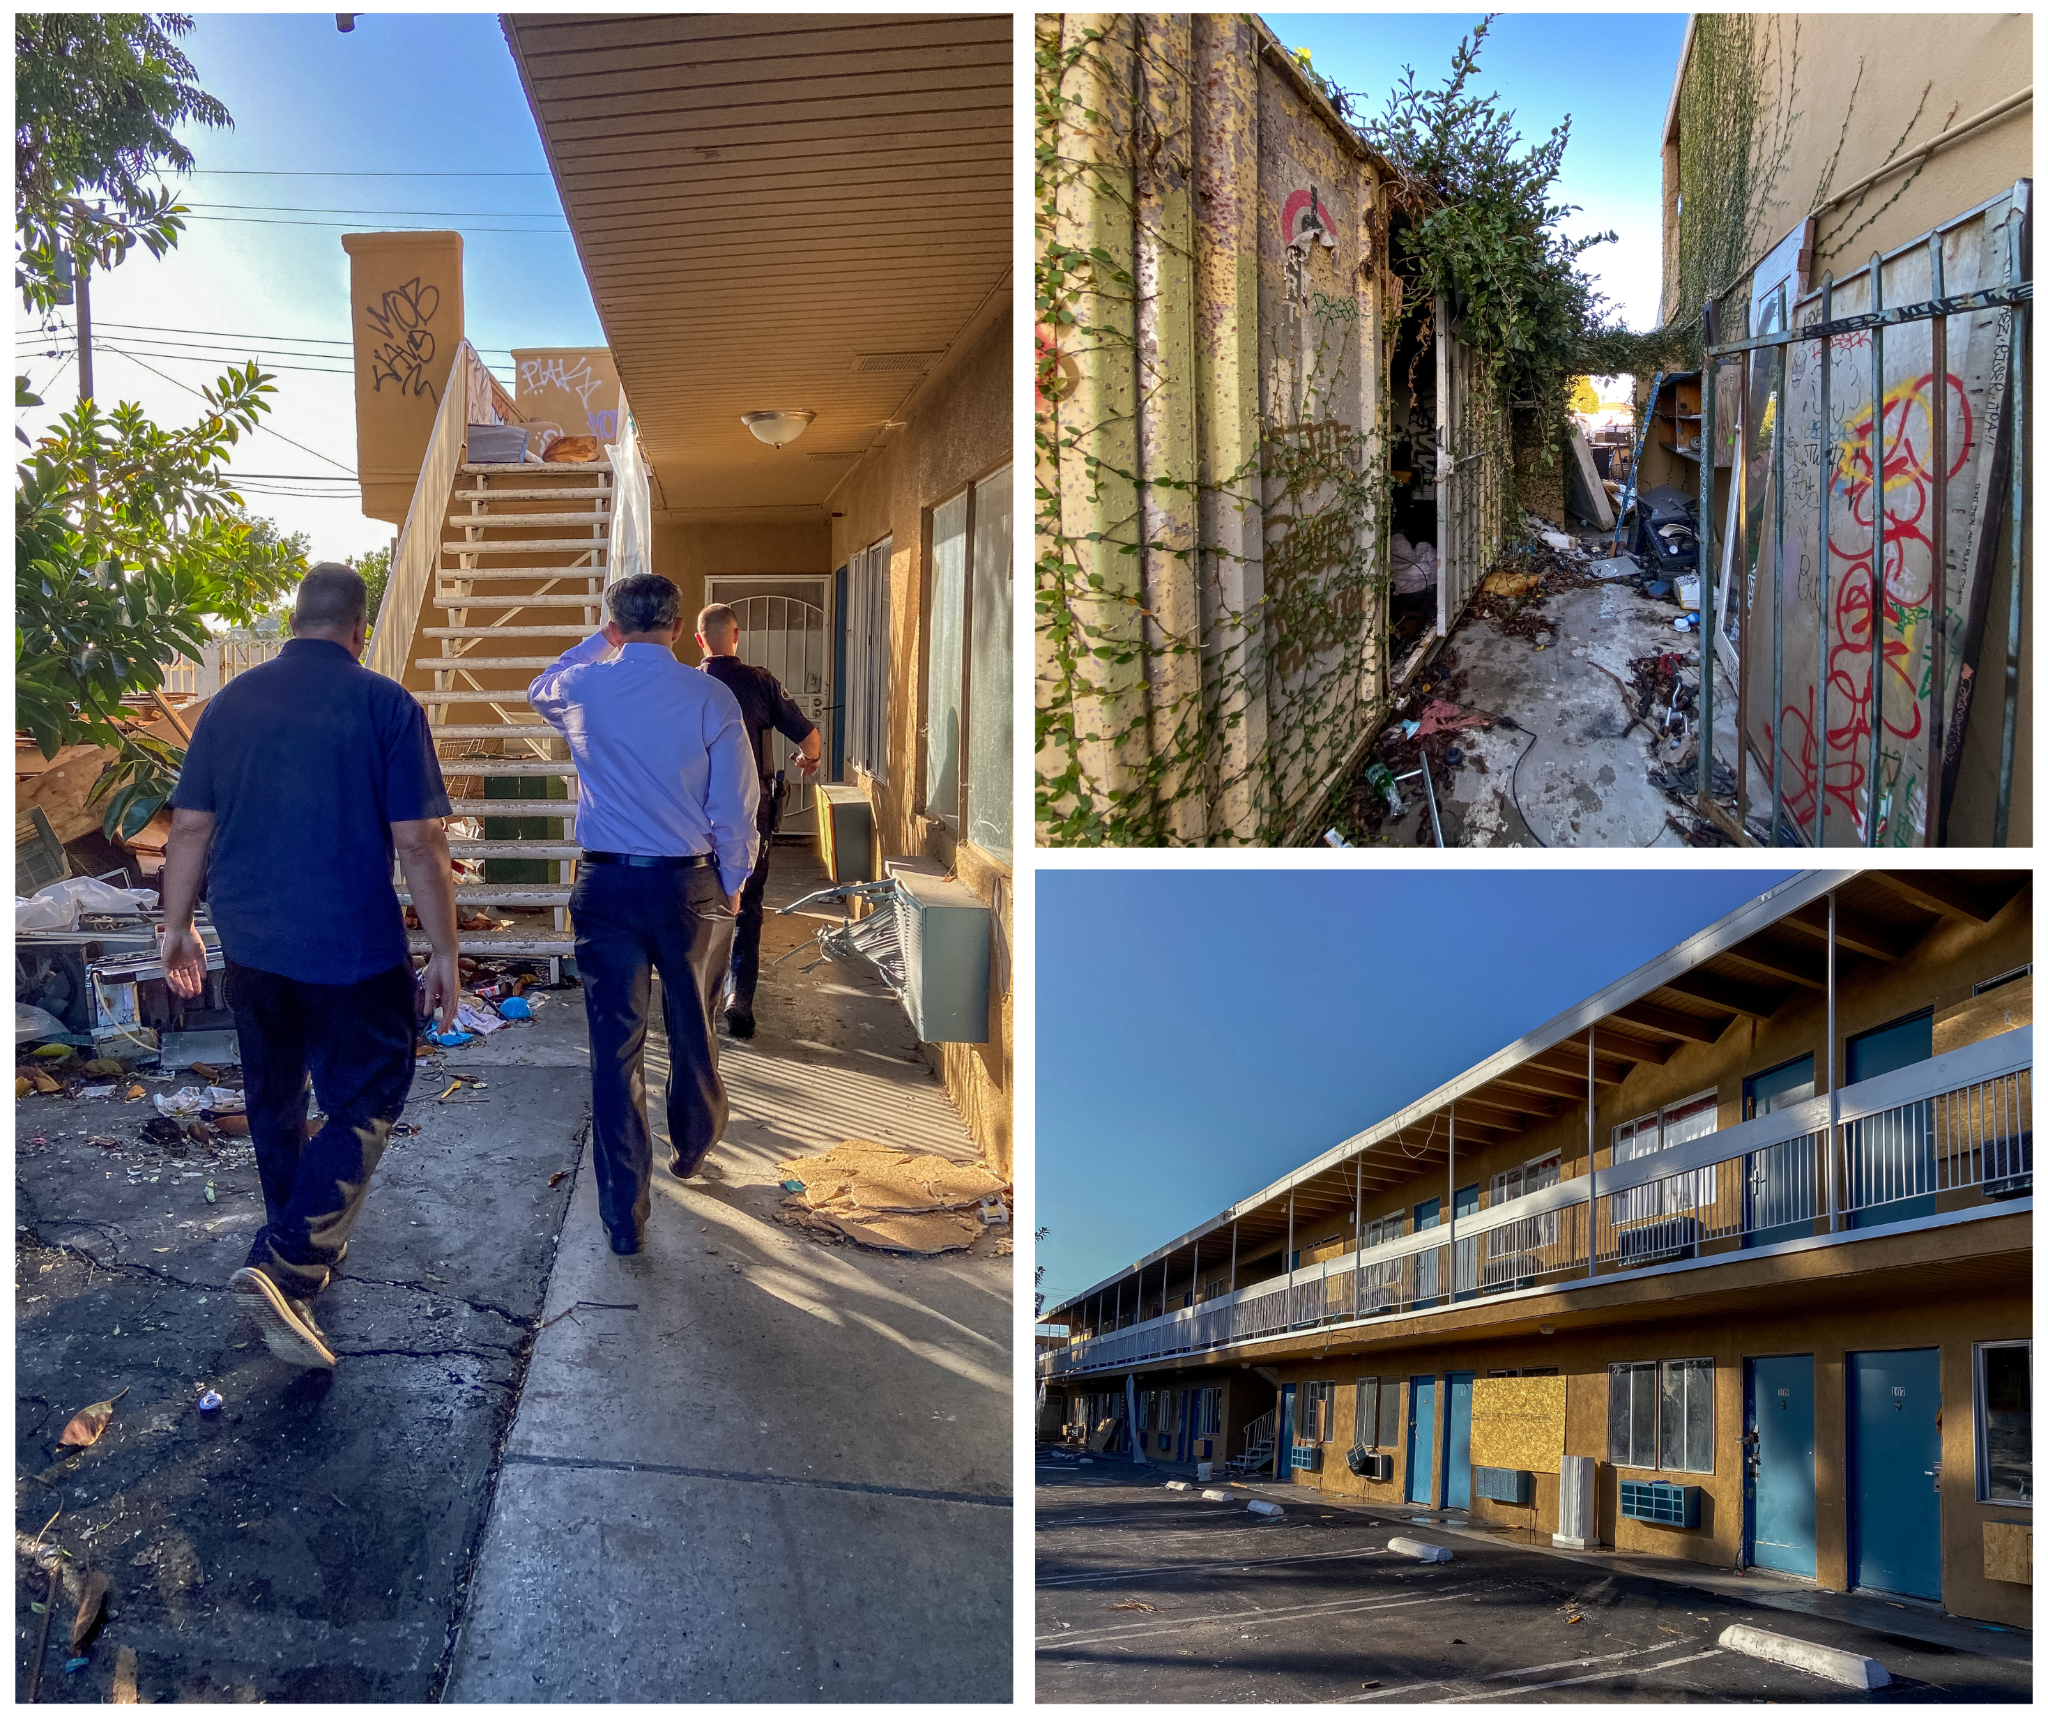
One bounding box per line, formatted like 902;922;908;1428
444;849;1013;1702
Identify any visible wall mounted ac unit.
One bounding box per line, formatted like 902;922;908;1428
1289;1443;1321;1472
814;783;876;883
1348;1449;1394;1482
1617;1215;1699;1265
1475;1465;1533;1506
891;867;990;1044
1619;1479;1701;1530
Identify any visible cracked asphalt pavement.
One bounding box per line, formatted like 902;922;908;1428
15;1031;587;1702
1036;1464;2032;1704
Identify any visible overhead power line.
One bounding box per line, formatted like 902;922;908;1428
181;214;569;233
182;169;554;177
186;202;566;219
98;346;356;474
77;321;519;356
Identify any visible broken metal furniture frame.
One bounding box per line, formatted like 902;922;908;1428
1697;216;2031;847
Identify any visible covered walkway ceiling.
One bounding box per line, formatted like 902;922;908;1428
503;13;1010;516
1044;869;2029;1323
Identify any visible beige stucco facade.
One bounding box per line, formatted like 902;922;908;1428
341;231;465;527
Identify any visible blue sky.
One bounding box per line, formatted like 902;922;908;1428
1035;868;1796;1313
15;13;604;563
1263;12;1689;334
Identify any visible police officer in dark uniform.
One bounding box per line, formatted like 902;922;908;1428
694;603;820;1039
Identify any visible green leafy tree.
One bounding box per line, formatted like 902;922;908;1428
15;13;229;316
354;543;392;623
16;366;306;838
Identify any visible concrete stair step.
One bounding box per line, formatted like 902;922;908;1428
418;657;564;671
461;460;611;475
442;510;611;528
423;626;592;639
400;884;574;906
444;798;575;818
451;484;610;502
447;840;580;859
431;723;557;740
439;537;611;554
418;690;562;705
441;759;577;776
430;594;604;610
434;568;605;583
410;929;575;958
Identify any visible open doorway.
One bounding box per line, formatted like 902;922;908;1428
702;575;832;829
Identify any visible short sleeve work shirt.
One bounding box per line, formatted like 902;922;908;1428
169;637;450;984
702;655;817;781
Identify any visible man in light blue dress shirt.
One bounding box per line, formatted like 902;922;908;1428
529;573;760;1254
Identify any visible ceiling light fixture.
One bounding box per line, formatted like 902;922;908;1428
740;409;814;449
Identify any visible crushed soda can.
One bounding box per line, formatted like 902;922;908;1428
197;1389;223;1414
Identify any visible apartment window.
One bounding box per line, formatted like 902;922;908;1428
1612;1092;1718;1223
843;536;892;781
1489;1150;1561;1205
1976;1341;2031;1503
1298;1380;1337;1444
1610;1358;1714;1473
1353;1377;1401;1448
923;463;1012;859
1290;1233;1343;1270
1195;1386;1223;1438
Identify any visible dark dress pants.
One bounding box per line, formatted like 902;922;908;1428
226;958;417;1301
570;862;736;1242
726;796;777;1015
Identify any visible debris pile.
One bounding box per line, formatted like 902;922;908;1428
775;1138;1011;1255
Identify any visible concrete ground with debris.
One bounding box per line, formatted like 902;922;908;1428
15;848;1011;1702
1035;1462;2030;1704
442;847;1012;1703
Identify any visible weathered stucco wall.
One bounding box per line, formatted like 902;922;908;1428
342;231;464;527
647;518;832;630
827;301;1013;1180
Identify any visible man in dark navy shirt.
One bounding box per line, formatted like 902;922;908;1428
161;564;460;1369
695;603;819;1040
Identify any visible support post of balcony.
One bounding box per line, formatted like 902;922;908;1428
1826;892;1840;1231
1286;1190;1295;1316
1229;1222;1238;1293
1354;1155;1363;1320
1586;1024;1598;1278
1447;1102;1457;1301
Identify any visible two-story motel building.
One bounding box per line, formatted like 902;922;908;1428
1038;870;2031;1627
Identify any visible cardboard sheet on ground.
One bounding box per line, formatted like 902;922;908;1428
1741;185;2025;844
777;1137;1008;1254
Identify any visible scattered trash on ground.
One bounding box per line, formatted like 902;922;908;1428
197;1389;223;1414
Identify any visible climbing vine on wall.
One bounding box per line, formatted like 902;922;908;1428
1035;15;1392;848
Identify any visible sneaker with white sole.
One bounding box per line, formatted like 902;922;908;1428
229;1266;337;1369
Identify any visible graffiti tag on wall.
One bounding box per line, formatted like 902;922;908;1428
364;278;441;400
517;352;617;440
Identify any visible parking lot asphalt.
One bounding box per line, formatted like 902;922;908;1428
1035;1462;2032;1704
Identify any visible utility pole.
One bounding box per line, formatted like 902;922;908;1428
71;206;94;405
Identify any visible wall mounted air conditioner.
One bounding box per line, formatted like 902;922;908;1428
1616;1215;1699;1265
890;867;990;1044
814;783;876;883
1619;1479;1701;1530
1475;1465;1533;1506
1346;1448;1395;1482
1289;1443;1321;1472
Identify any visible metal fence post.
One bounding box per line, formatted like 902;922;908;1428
1866;252;1887;845
1770;281;1789;845
1995;208;2027;846
1927;235;1948;846
1815;273;1834;845
1698;305;1718;824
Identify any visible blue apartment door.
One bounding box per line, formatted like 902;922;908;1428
1445;1372;1476;1509
1743;1055;1816;1249
1279;1383;1296;1479
1846;1012;1936;1227
1406;1376;1438;1505
1174;1389;1191;1463
1745;1355;1816;1576
1414;1198;1442;1307
1849;1348;1942;1598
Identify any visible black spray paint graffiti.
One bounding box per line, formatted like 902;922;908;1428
364;278;440;400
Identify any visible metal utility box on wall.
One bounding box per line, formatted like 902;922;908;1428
892;869;990;1044
1475;1466;1533;1506
815;784;877;883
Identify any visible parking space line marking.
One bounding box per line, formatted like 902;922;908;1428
1339;1641;1685;1702
1038;1544;1387;1586
1038;1587;1470;1651
1439;1648;1723;1702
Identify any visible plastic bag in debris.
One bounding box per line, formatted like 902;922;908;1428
455;1002;508;1036
1389;533;1438;595
16;1002;67;1044
14;876;160;933
153;1085;245;1118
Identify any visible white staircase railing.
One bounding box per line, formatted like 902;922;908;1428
1229;1407;1277;1475
604;394;649;585
366;341;517;685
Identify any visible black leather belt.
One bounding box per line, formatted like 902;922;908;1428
579;851;718;869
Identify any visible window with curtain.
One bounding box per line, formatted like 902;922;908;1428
922;463;1012;858
1610;1358;1713;1473
843;536;891;781
1976;1340;2031;1503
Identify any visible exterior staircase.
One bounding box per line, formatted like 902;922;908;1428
404;456;614;972
1226;1406;1277;1477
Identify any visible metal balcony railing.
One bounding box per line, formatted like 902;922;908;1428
1037;1026;2029;1380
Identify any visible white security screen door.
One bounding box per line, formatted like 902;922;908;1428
704;576;831;822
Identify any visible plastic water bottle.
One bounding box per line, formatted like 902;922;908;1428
1365;760;1406;816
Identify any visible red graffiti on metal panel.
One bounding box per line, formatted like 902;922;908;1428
1766;361;1973;838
